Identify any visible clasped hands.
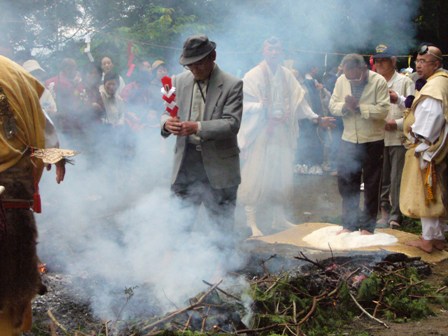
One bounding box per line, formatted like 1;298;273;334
384;119;398;131
344;95;359;113
165;117;198;136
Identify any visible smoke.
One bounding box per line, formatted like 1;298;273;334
173;0;417;78
38;127;248;319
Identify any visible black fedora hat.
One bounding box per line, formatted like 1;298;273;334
179;35;216;66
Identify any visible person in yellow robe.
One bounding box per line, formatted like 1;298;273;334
400;45;448;253
0;55;66;335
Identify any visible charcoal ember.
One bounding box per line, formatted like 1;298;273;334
409;259;431;276
350;273;369;288
383;252;411;263
164;303;246;333
375;253;431;277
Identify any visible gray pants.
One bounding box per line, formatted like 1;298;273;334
172;145;238;238
380;145;406;224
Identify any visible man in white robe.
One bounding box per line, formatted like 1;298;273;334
238;37;334;237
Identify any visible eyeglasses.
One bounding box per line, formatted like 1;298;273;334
418;45;443;60
414;59;436;65
184;57;210;70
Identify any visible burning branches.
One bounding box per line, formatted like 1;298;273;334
141;280;224;332
136;279;249;335
31;253;447;336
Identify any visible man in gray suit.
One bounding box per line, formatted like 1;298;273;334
161;35;243;238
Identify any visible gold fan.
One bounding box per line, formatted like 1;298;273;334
31;148;79;164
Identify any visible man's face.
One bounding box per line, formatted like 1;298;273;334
415;53;440;80
186;55;214;81
104;79;117;96
263;42;283;66
157;66;168;80
343;65;365;84
101;57;113;74
309;66;319;77
374;58;395;77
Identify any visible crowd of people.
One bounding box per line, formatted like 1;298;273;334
21;54;170;160
1;34;447;334
160;35;448;256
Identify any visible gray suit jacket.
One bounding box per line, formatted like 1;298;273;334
161;65;243;189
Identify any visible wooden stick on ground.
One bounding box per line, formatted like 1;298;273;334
298;296;318;326
182;314;193;332
142;280;223;332
294;252;324;270
202;280;241;302
348;291;389;328
105;320;110;336
234;323;282;334
47;309;69;335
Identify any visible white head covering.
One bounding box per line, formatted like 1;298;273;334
22;59;45;73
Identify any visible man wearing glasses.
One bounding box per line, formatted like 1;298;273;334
161;35;243;244
400;45;448;253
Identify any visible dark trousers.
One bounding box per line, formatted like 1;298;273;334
380;145;406;223
296;119;324;166
337;140;384;232
171;145;238;243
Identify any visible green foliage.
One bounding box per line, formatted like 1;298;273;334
357;273;381;302
248;273;358;335
400;216;423;235
357;267;435;321
245;262;443;335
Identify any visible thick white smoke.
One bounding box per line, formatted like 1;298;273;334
38;130;248;319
